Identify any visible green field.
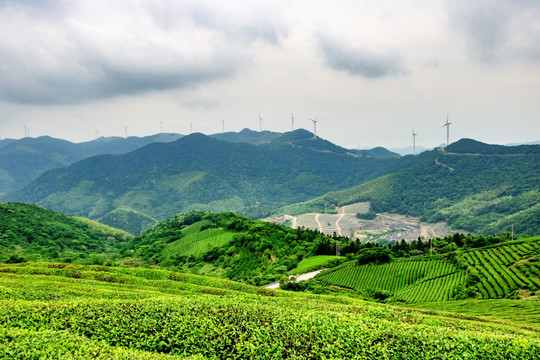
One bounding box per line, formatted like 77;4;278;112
406;299;540;330
0;262;539;359
462;238;540;299
164;221;236;257
317;237;540;303
289;255;337;275
343;201;371;214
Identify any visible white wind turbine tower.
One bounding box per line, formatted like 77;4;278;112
258;112;262;132
442;111;451;146
222;120;225;133
160;120;163;134
121;124;129;138
291;111;294;131
23;122;28;138
309;116;318;137
412;127;418;155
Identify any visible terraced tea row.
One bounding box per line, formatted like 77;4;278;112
317;237;540;303
463;239;540;299
318;257;464;302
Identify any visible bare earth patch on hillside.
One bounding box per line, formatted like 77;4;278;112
264;202;460;242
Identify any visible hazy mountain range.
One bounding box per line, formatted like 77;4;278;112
4;129;405;233
0;128;398;196
2;130;538;236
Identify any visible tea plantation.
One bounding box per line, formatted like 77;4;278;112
0;263;539;359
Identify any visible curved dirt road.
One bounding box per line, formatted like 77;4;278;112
262;269;326;289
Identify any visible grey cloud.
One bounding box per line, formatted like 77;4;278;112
447;0;540;62
0;1;286;105
317;35;407;79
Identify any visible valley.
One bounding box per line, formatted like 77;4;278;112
1;134;539;359
2;1;539;357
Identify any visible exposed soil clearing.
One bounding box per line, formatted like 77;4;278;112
264;202;461;242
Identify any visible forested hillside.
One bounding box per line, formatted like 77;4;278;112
7;131;405;233
280;139;540;235
0;203;132;263
123;211;355;285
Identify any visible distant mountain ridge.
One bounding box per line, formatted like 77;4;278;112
0;130;397;196
0;134;182;195
6;130;405;233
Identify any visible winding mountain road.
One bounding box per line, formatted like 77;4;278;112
262;269;326;289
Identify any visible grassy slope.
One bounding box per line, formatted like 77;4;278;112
0;262;538;359
163;221;236;257
289;255;337;275
406;299;540;330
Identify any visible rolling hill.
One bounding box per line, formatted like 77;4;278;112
0;202;132;263
6;131;405;233
122;210;353;285
279;139;540;235
1;262;538;359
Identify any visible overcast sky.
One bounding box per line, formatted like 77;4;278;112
0;0;539;149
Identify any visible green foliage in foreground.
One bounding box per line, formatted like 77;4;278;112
0;203;132;263
406;299;540;330
0;262;539;359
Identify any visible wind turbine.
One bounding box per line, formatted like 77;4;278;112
160;120;163;134
23;122;28;138
309;116;318;137
291;111;294;131
442;111;451;146
121;124;129;138
412;127;418;155
222;120;225;133
258;112;262;132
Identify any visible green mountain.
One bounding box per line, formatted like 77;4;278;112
7;131;405;233
0;134;183;195
2;262;538;359
351;146;401;158
210;127;282;145
0;202;132;263
123;210;353;285
280;139;540;235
